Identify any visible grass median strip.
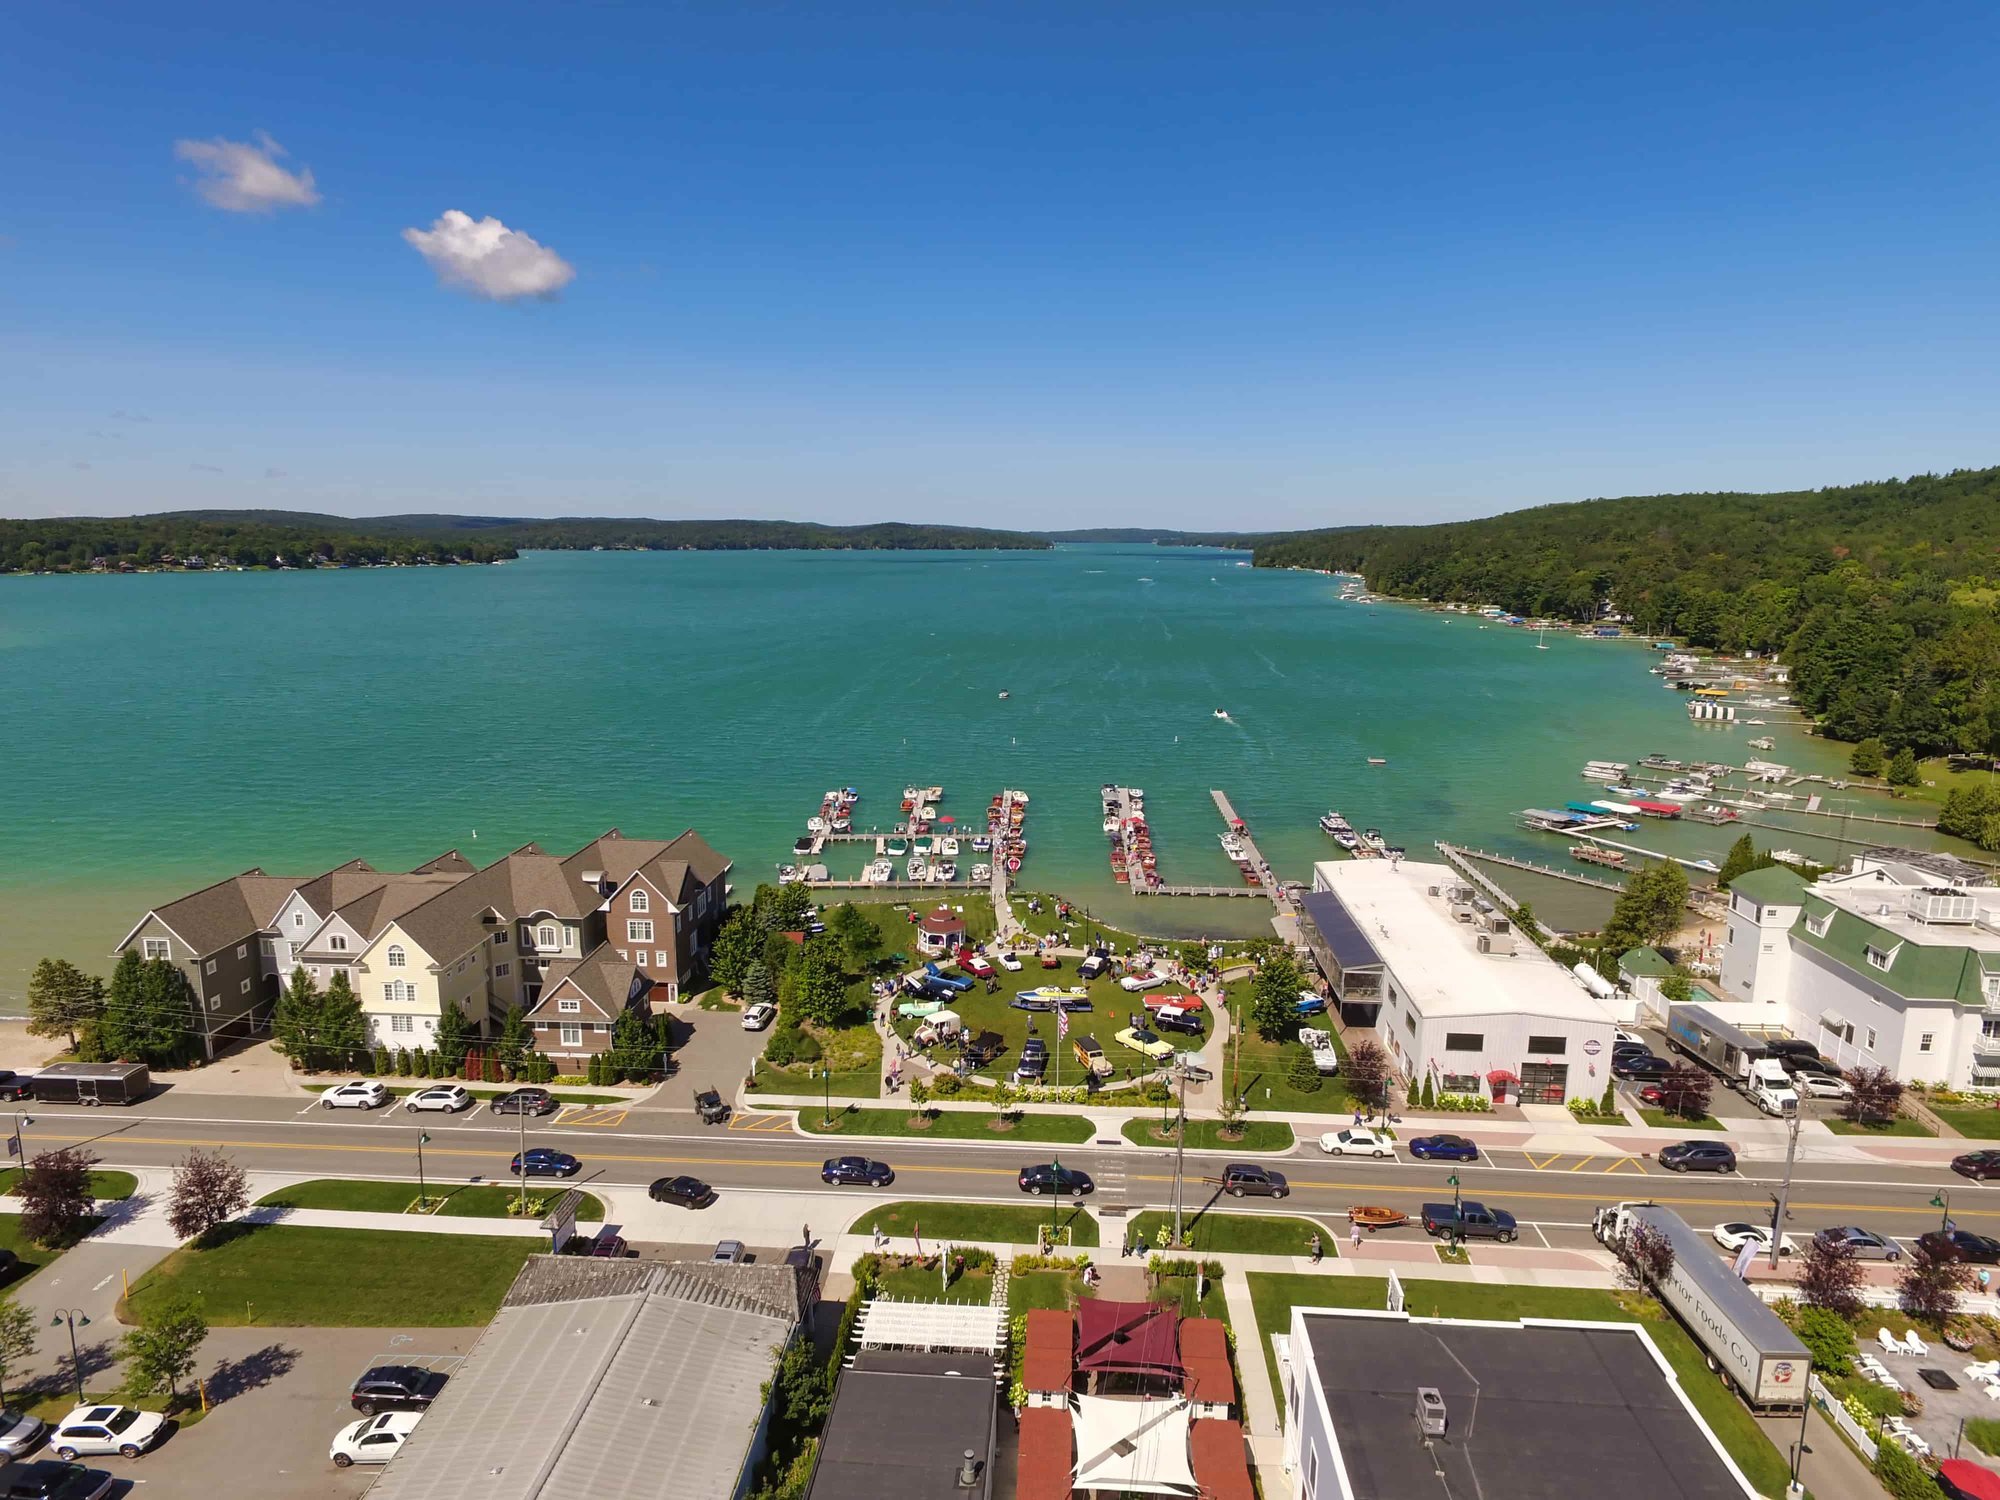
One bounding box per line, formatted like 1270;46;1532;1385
859;1199;1099;1247
1245;1273;1791;1498
1119;1119;1294;1152
255;1179;604;1220
1823;1115;1935;1137
125;1223;539;1326
0;1168;137;1201
1128;1209;1331;1256
799;1108;1093;1144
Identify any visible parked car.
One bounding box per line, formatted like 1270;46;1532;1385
1115;1027;1175;1060
1614;1028;1644;1045
1919;1229;2000;1265
1636;1083;1666;1106
510;1148;580;1177
1953;1150;2000;1181
349;1366;449;1416
491;1088;557;1116
955;947;995;979
1611;1039;1651;1059
1119;972;1166;992
405;1084;472;1113
1658;1141;1737;1173
1408;1134;1478;1163
0;1409;46;1458
821;1156;894;1187
1151;1007;1202;1037
1612;1053;1673;1080
330;1411;423;1467
1218;1164;1289;1198
741;1002;777;1031
587;1230;629;1258
0;1463;111;1500
1071;1036;1111;1078
1712;1222;1798;1256
1019;1163;1093;1197
711;1240;747;1265
650;1175;714;1208
1318;1127;1393;1159
1077;953;1110;981
693;1088;730;1125
50;1404;165;1460
0;1073;32;1104
1015;1039;1048;1081
996;951;1023;972
1783;1055;1845;1080
1814;1226;1904;1261
321;1079;389;1110
1795;1074;1853;1100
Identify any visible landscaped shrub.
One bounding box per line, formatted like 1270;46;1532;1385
1793;1305;1858;1375
1285;1048;1323;1094
931;1072;963;1097
1875;1432;1939;1500
1433;1093;1491;1113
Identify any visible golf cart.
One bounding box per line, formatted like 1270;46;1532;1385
694;1087;730;1126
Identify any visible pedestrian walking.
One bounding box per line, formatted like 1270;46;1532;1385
1309;1232;1322;1264
1350;1222;1363;1252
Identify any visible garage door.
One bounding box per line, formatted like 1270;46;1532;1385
1520;1062;1569;1103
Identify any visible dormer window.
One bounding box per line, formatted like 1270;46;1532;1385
631;889;649;913
386;945;406;968
1805;911;1832;938
558;999;581;1014
1864;942;1897;972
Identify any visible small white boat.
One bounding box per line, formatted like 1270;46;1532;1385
906;856;929;880
913;837;933;856
940;837;960;858
1213;709;1230;720
935;861;958;881
806;816;827;834
1366;757;1387;766
971;836;991;853
998;690;1010;699
970;863;992;881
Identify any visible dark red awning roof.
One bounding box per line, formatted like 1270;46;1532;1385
1190;1418;1255;1500
1077;1299;1183;1375
1180;1317;1235;1405
1940;1462;2000;1500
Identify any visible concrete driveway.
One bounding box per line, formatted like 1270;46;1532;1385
655;1000;771;1102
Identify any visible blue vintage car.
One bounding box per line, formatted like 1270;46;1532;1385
1407;1134;1480;1163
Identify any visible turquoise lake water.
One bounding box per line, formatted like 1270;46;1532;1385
0;545;1953;1006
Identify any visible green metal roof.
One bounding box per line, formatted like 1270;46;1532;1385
1793;901;1996;1004
1726;865;1810;906
1618;946;1676;979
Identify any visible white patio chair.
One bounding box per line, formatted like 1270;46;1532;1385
1879;1327;1904;1355
1966;1361;2000;1380
1904;1331;1929;1357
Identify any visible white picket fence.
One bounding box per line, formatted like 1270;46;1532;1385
1810;1374;1878;1463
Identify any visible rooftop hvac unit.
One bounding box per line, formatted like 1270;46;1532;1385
1416;1387;1447;1438
1450;905;1476;924
1479;913;1511;934
1428;885;1443;898
1476;931;1516;955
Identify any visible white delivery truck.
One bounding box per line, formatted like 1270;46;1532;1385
1592;1200;1808;1411
1747;1058;1799;1117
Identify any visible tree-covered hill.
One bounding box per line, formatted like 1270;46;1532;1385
1254;466;2000;758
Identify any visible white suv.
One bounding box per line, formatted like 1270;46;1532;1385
330;1411;422;1467
51;1405;166;1460
321;1080;390;1110
405;1084;472;1113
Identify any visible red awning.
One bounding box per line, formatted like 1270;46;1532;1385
1190;1419;1256;1500
1180;1317;1235;1405
1017;1408;1074;1500
1940;1462;2000;1500
1486;1069;1519;1084
1077;1299;1182;1375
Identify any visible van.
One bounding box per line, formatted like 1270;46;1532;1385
1072;1036;1111;1078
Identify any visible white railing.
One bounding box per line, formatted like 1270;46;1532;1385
1810;1374;1878;1463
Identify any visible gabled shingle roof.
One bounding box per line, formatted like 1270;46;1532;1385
563;829;731;910
530;943;643;1021
145;869;310;956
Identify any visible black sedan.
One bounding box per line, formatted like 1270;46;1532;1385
650;1175;714;1208
491;1088;558;1116
1953;1151;2000;1181
510;1148;580;1177
1658;1140;1736;1173
1019;1163;1093;1197
1612;1053;1673;1080
821;1156;895;1187
1408;1134;1480;1163
2;1463;112;1500
1919;1229;2000;1265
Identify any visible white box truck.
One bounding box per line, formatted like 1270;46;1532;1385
1592;1200;1808;1411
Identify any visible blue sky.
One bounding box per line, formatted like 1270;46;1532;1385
3;3;1996;530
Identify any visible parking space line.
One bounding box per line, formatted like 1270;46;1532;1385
1604;1155;1648;1174
1567;1155;1597;1173
728;1113;792;1133
559;1108;631;1129
1523;1152;1563;1170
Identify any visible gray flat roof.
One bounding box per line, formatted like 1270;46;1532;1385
807;1352;996;1500
1298;889;1384;970
1302;1314;1754;1500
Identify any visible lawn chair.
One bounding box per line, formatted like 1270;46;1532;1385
1879;1327;1904;1356
1903;1330;1929;1357
1965;1361;2000;1381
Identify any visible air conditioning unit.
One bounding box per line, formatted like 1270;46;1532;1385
1416;1387;1447;1438
1477;932;1516;955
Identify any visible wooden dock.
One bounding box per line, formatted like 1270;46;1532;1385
1437;842;1626;895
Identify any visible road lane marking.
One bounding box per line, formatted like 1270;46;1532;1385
1567;1156;1597;1173
1604;1156;1648;1174
1523;1152;1563;1170
729;1114;793;1133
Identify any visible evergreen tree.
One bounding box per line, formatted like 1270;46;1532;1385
98;950;146;1061
319;973;368;1070
434;1000;470;1077
371;1042;392;1075
1717;834;1764;887
610;1006;656;1081
1849;737;1887;776
130;959;197;1065
1250;952;1305;1041
1600;861;1689;953
25;959;105;1051
395;1046;412;1077
497;1005;532;1074
743;961;779;1012
272;966;324;1069
1887;746;1921;787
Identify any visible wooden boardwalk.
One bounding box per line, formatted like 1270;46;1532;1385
1437;842;1626;895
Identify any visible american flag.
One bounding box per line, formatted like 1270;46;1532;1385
1056;1007;1069;1039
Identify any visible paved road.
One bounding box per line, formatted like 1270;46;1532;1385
9;1094;1994;1248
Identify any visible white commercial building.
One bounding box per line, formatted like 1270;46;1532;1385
1303;860;1619;1105
1722;849;2000;1087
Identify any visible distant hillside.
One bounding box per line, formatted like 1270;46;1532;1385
1254;465;2000;761
1;511;1051;573
1037;528;1269;547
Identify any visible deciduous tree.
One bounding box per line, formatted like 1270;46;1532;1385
120;1295;208;1399
1249;951;1305;1041
1842;1066;1903;1126
166;1148;248;1245
1898;1240;1971;1328
1657;1062;1712;1119
25;959;104;1051
1613;1222;1676;1293
788;943;847;1029
827;904;881;972
1343;1038;1389;1115
17;1147;99;1248
1797;1233;1866;1319
708;911;757;996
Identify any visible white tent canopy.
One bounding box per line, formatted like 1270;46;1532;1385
1072;1394;1198;1496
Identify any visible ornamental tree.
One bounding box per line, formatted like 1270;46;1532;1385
1797;1233;1866;1319
1898;1240;1972;1328
18;1147;100;1248
166;1148;248;1245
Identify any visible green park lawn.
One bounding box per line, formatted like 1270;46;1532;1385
1822;1115;1935;1137
1151;1271;1229;1322
1966;1418;2000;1457
1009;1269;1084;1312
1638;1108;1724;1131
1130;1210;1332;1257
800;1107;1093;1143
875;1264;996;1304
1928;1105;2000;1139
1119;1118;1295;1152
125;1224;538;1326
0;1168;138;1201
856;1200;1100;1248
1245;1273;1791;1498
254;1179;605;1220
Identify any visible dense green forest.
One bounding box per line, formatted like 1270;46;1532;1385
1254;467;2000;759
0;511;1049;572
1037;527;1265;546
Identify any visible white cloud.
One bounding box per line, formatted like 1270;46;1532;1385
264;467;287;480
401;210;576;301
174;131;320;213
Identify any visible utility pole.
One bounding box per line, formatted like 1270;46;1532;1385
1172;1066;1189;1246
1768;1102;1801;1270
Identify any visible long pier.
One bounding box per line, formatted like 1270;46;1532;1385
1437;842;1626;895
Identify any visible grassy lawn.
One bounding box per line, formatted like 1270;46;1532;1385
1120;1118;1295;1152
1245;1273;1791;1498
125;1224;539;1326
0;1168;138;1201
1009;1268;1084;1313
0;1214;98;1292
1638;1108;1725;1131
303;1082;629;1104
1929;1106;2000;1139
1823;1115;1935;1137
874;1264;997;1304
859;1200;1100;1248
1152;1272;1229;1321
1230;1038;1355;1114
750;1041;883;1098
1131;1210;1331;1256
1966;1418;2000;1457
255;1179;605;1220
801;1107;1093;1143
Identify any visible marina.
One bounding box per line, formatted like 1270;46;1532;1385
1437;841;1628;896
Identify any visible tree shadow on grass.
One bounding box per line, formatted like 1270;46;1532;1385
191;1221;270;1253
203;1343;299;1404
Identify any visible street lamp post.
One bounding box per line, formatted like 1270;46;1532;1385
1172;1066;1189;1247
516;1103;527;1216
1769;1102;1802;1270
1788;1385;1812;1497
416;1132;431;1211
50;1309;89;1405
821;1066;832;1128
9;1113;32;1166
1933;1189;1952;1234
